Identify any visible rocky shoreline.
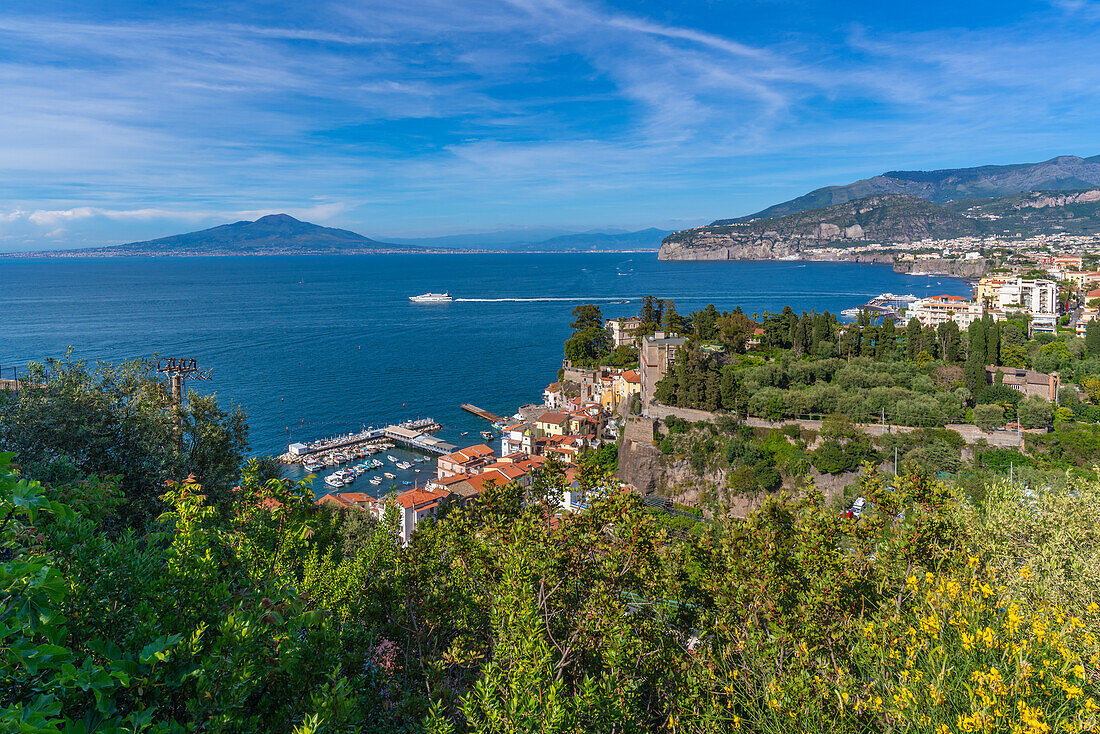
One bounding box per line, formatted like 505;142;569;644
656;243;987;278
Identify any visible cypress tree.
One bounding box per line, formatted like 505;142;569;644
985;316;1000;366
812;313;829;351
1087;321;1100;358
937;321;961;362
965;319;988;395
862;323;879;358
922;325;938;357
906;318;922;361
878;318;896;360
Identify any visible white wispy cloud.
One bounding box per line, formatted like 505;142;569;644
0;0;1097;249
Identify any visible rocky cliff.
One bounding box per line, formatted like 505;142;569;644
616;416;850;518
892;258;989;278
658;194;982;261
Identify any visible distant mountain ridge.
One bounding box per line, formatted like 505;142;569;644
20;215;666;256
387;227;669;250
717;154;1100;224
659;186;1100;261
68;214;410;256
501;228;669;251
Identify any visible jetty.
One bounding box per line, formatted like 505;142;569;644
283;417;457;464
461;404;506;423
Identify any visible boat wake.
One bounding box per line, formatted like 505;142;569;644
454;297;632;302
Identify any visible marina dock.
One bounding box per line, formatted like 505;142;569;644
284;417;456;463
461;403;506;423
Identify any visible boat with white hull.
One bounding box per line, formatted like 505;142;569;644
409;292;453;303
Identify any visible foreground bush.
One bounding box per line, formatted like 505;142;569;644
3;444;1100;732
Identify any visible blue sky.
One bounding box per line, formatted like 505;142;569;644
1;0;1099;250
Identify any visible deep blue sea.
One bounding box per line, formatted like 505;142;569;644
1;254;969;489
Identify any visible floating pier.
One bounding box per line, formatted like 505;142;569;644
461;404;506;423
284;417;456;463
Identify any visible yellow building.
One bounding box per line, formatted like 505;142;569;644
535;412;568;438
975;276;1010;306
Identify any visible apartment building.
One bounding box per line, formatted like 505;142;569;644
908;295;987;330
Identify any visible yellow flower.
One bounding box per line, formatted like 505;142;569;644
1075;663;1086;679
968;555;980;569
1019;566;1032;579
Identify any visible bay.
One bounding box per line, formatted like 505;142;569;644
1;254;969;485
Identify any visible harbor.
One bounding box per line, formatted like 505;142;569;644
281;417;456;464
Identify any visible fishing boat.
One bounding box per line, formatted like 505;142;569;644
481;430;494;441
324;474;345;488
369;476;382;485
384;472;396;479
460;431;469;436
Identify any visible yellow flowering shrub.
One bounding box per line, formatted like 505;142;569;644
707;558;1099;733
964;477;1100;650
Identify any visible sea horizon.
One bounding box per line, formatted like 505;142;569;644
1;253;970;485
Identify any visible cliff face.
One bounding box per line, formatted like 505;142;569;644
659;193;982;261
616;418;664;493
615;416;849;518
1014;190;1100;209
893;258;988;278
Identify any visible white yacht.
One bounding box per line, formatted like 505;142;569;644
409;292;453;303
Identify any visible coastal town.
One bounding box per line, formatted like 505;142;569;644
295;235;1100;544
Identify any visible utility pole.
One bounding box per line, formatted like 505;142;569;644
155;358;212;446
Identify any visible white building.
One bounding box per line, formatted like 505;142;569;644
605;317;644;348
994;278;1057;317
907;295;987;330
377;487;449;544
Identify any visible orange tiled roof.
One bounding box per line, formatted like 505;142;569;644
440;444;495;463
392;487;447;509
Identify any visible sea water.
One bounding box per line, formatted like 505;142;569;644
1;253;969;490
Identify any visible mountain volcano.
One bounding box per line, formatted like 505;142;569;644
78;213;411;255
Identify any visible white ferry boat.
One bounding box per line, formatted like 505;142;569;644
409;292;453;303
